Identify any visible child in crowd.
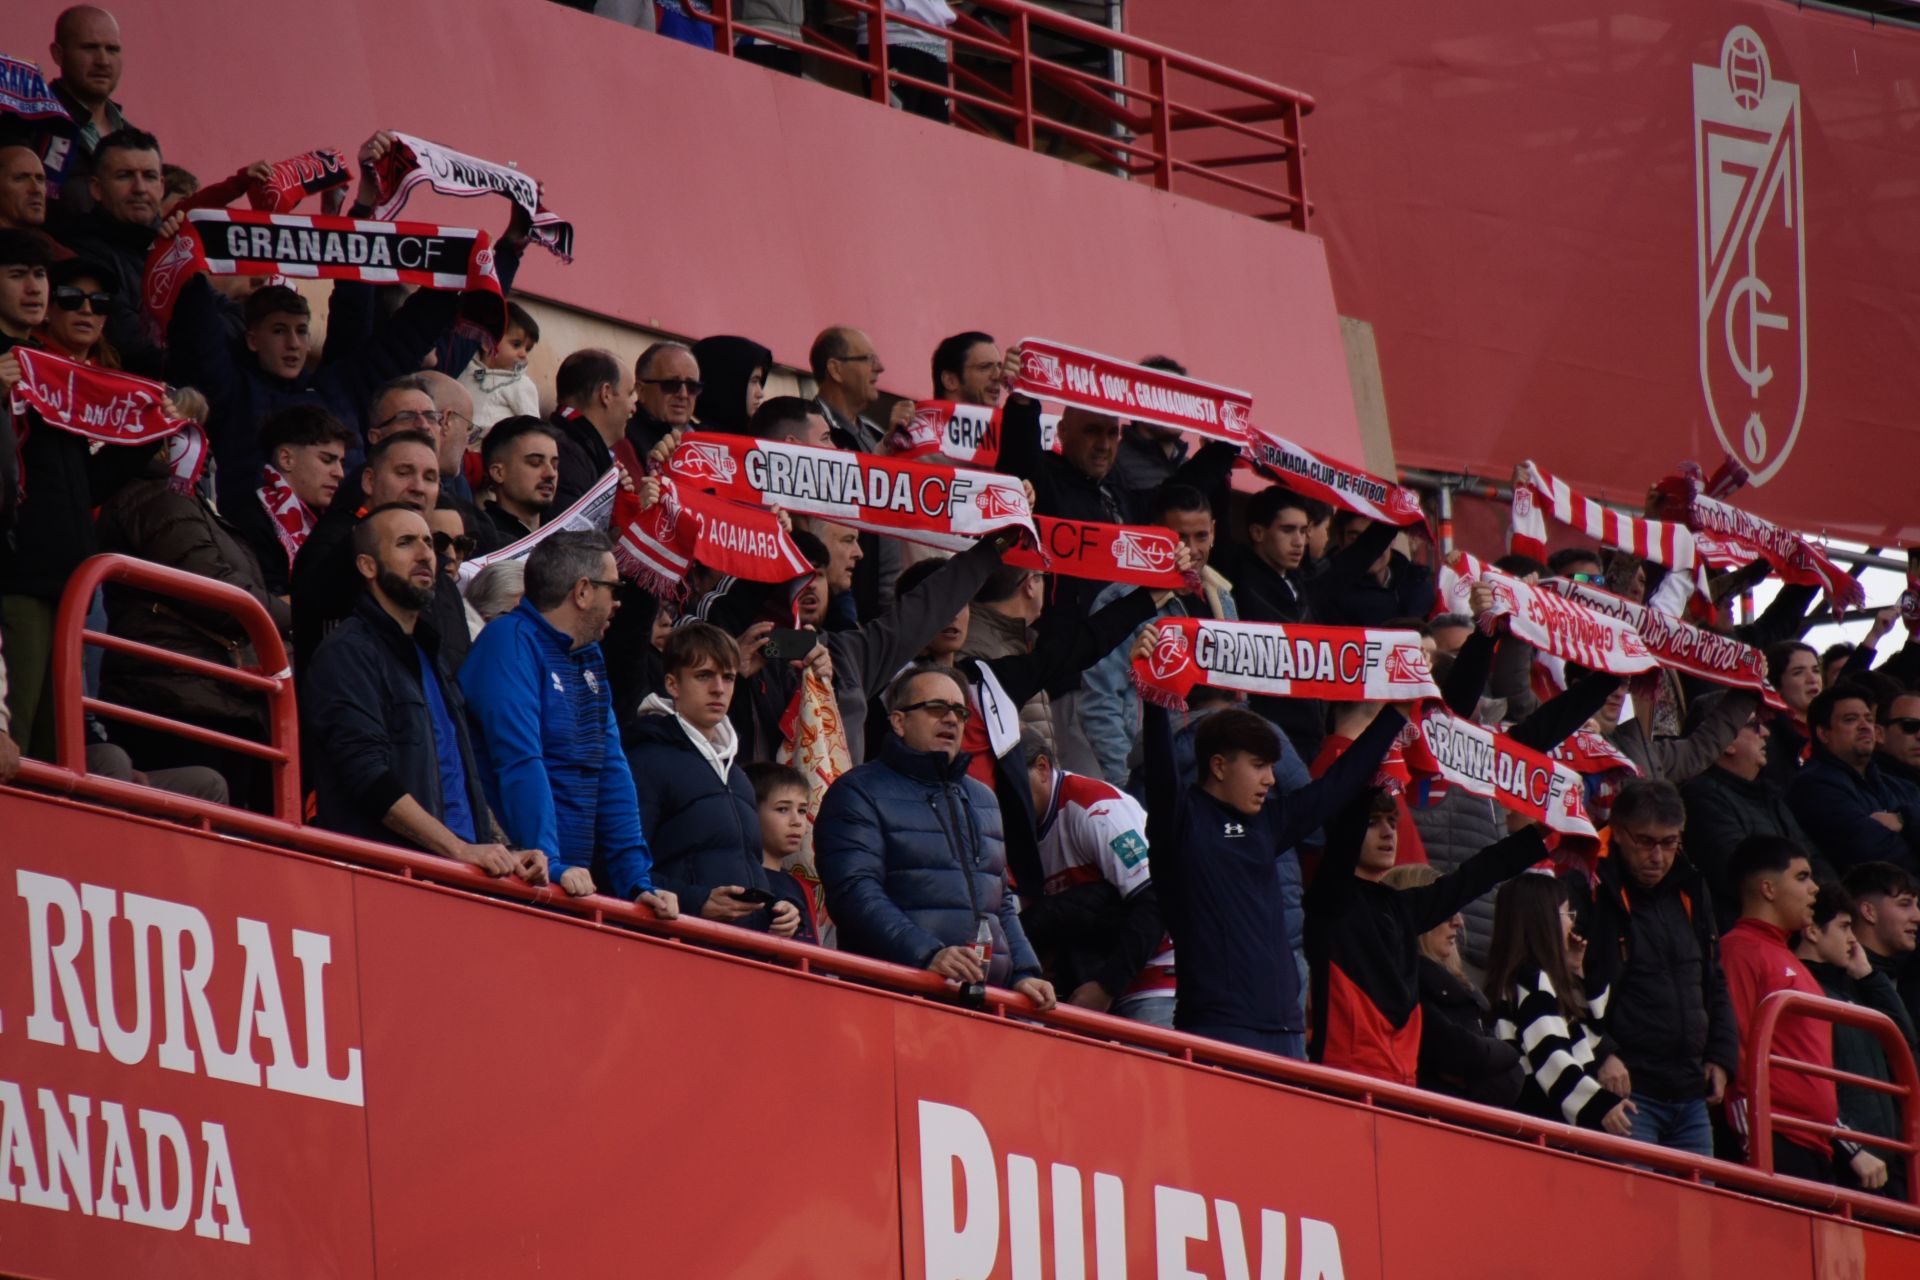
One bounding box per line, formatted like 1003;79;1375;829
458;302;542;440
745;761;822;945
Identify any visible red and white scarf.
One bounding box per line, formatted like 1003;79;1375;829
614;474;814;599
666;432;1038;554
1401;702;1597;837
457;469;622;588
1653;476;1863;615
144;208;505;339
1543;576;1783;707
1241;427;1426;527
1546;727;1639;778
1009;518;1194;591
1012;339;1253;447
184;149;353;215
1130;616;1439;711
1435;550;1657;677
161;422;211;497
372;131;573;262
889;399;1056;466
1508;461;1709;606
8;347;188;446
257;465;315;567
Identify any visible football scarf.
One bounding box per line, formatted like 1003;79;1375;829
1435;550;1657;677
184;149;353;215
1545;727;1640;778
1006;518;1195;591
1401;702;1598;838
0;55;66;121
1241;427;1427;527
614;474;814;599
1012;339;1254;447
257;465;315;568
889;400;1055;466
457;469;621;587
1508;460;1709;606
143;208;505;340
371;131;573;262
1543;575;1784;707
162;422;211;497
1130;616;1439;711
665;432;1038;554
1653;476;1863;615
8;348;187;445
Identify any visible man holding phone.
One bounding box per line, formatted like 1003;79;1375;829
625;622;799;934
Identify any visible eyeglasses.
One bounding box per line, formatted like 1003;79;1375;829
1620;830;1683;854
1885;718;1920;734
581;577;621;593
432;531;476;559
642;377;704;396
1566;571;1604;584
52;287;112;313
377;409;445;430
897;699;971;723
836;353;884;373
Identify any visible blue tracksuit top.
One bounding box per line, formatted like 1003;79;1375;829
458;599;654;897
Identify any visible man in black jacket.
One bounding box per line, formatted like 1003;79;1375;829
303;504;543;884
547;348;634;512
1582;779;1740;1158
1680;696;1812;927
50;126;162;376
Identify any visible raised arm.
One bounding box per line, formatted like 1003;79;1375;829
1270;706;1407;852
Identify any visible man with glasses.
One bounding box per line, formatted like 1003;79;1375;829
809;324;913;455
1580;779;1739;1158
626;340;701;457
1681;693;1813;927
817;661;1057;1011
460;531;679;918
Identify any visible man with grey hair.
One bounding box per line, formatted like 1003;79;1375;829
459;530;679;918
626;340;700;457
816;661;1056;1009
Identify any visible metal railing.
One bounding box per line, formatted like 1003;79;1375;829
51;553;301;822
1744;988;1920;1195
685;0;1315;229
9;555;1920;1232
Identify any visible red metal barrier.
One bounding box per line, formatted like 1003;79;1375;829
691;0;1314;229
50;553;301;822
1744;988;1920;1198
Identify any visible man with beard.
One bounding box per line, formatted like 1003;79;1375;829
474;416;559;552
303;505;546;886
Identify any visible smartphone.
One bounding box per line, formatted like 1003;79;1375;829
762;627;816;664
730;887;778;906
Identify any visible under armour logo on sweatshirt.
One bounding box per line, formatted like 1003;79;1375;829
1223;822;1245;837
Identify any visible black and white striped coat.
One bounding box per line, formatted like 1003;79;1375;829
1494;968;1628;1129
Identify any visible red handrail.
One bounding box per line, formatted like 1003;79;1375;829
1744;988;1920;1200
693;0;1315;229
51;553;301;822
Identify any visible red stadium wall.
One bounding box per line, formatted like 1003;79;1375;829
5;786;1920;1278
7;0;1365;461
1130;0;1920;543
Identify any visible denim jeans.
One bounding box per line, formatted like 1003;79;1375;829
1111;992;1176;1030
1628;1093;1713;1157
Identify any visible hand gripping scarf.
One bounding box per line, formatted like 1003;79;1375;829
614;474;815;599
889;400;1056;467
1011;339;1254;448
184;149;353;215
1435;550;1657;677
1542;575;1784;708
457;469;622;588
371;131;573;262
1651;472;1863;615
665;432;1038;554
1401;702;1598;838
1241;427;1427;527
1508;460;1710;607
1130;616;1440;711
144;208;505;341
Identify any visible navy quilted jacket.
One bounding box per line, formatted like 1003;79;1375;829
817;735;1040;984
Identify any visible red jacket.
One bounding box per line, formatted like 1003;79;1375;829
1720;917;1836;1156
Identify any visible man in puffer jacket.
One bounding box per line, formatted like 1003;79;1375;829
625;622;800;937
817;663;1056;1009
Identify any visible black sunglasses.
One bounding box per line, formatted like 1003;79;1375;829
1885;717;1920;734
52;286;112;313
432;531;476;558
642;377;704;396
896;699;971;723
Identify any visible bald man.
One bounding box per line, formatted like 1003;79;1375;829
0;7;133;211
418;369;480;505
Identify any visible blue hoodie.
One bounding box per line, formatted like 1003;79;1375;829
459;599;655;897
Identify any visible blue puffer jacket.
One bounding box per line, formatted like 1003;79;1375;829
817;735;1041;985
625;698;771;927
458;599;654;898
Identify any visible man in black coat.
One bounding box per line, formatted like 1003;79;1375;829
303;503;543;884
1581;779;1740;1158
547;348;635;512
1680;696;1812;927
50;126;163;376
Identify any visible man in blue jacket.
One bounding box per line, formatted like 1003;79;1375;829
459;530;679;917
817;663;1056;1009
1790;686;1920;877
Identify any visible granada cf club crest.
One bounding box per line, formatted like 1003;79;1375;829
1693;26;1806;485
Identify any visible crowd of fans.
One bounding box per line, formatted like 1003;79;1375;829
1;5;1917;1204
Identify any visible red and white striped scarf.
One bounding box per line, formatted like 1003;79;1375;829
1435;550;1656;677
1668;486;1862;615
1508;461;1709;606
1544;576;1784;708
1241;427;1426;527
1402;702;1597;838
257;465;314;568
1130;616;1439;711
614;475;814;599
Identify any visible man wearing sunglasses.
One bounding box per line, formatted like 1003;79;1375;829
1874;690;1920;795
817;662;1057;1012
626;340;701;458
